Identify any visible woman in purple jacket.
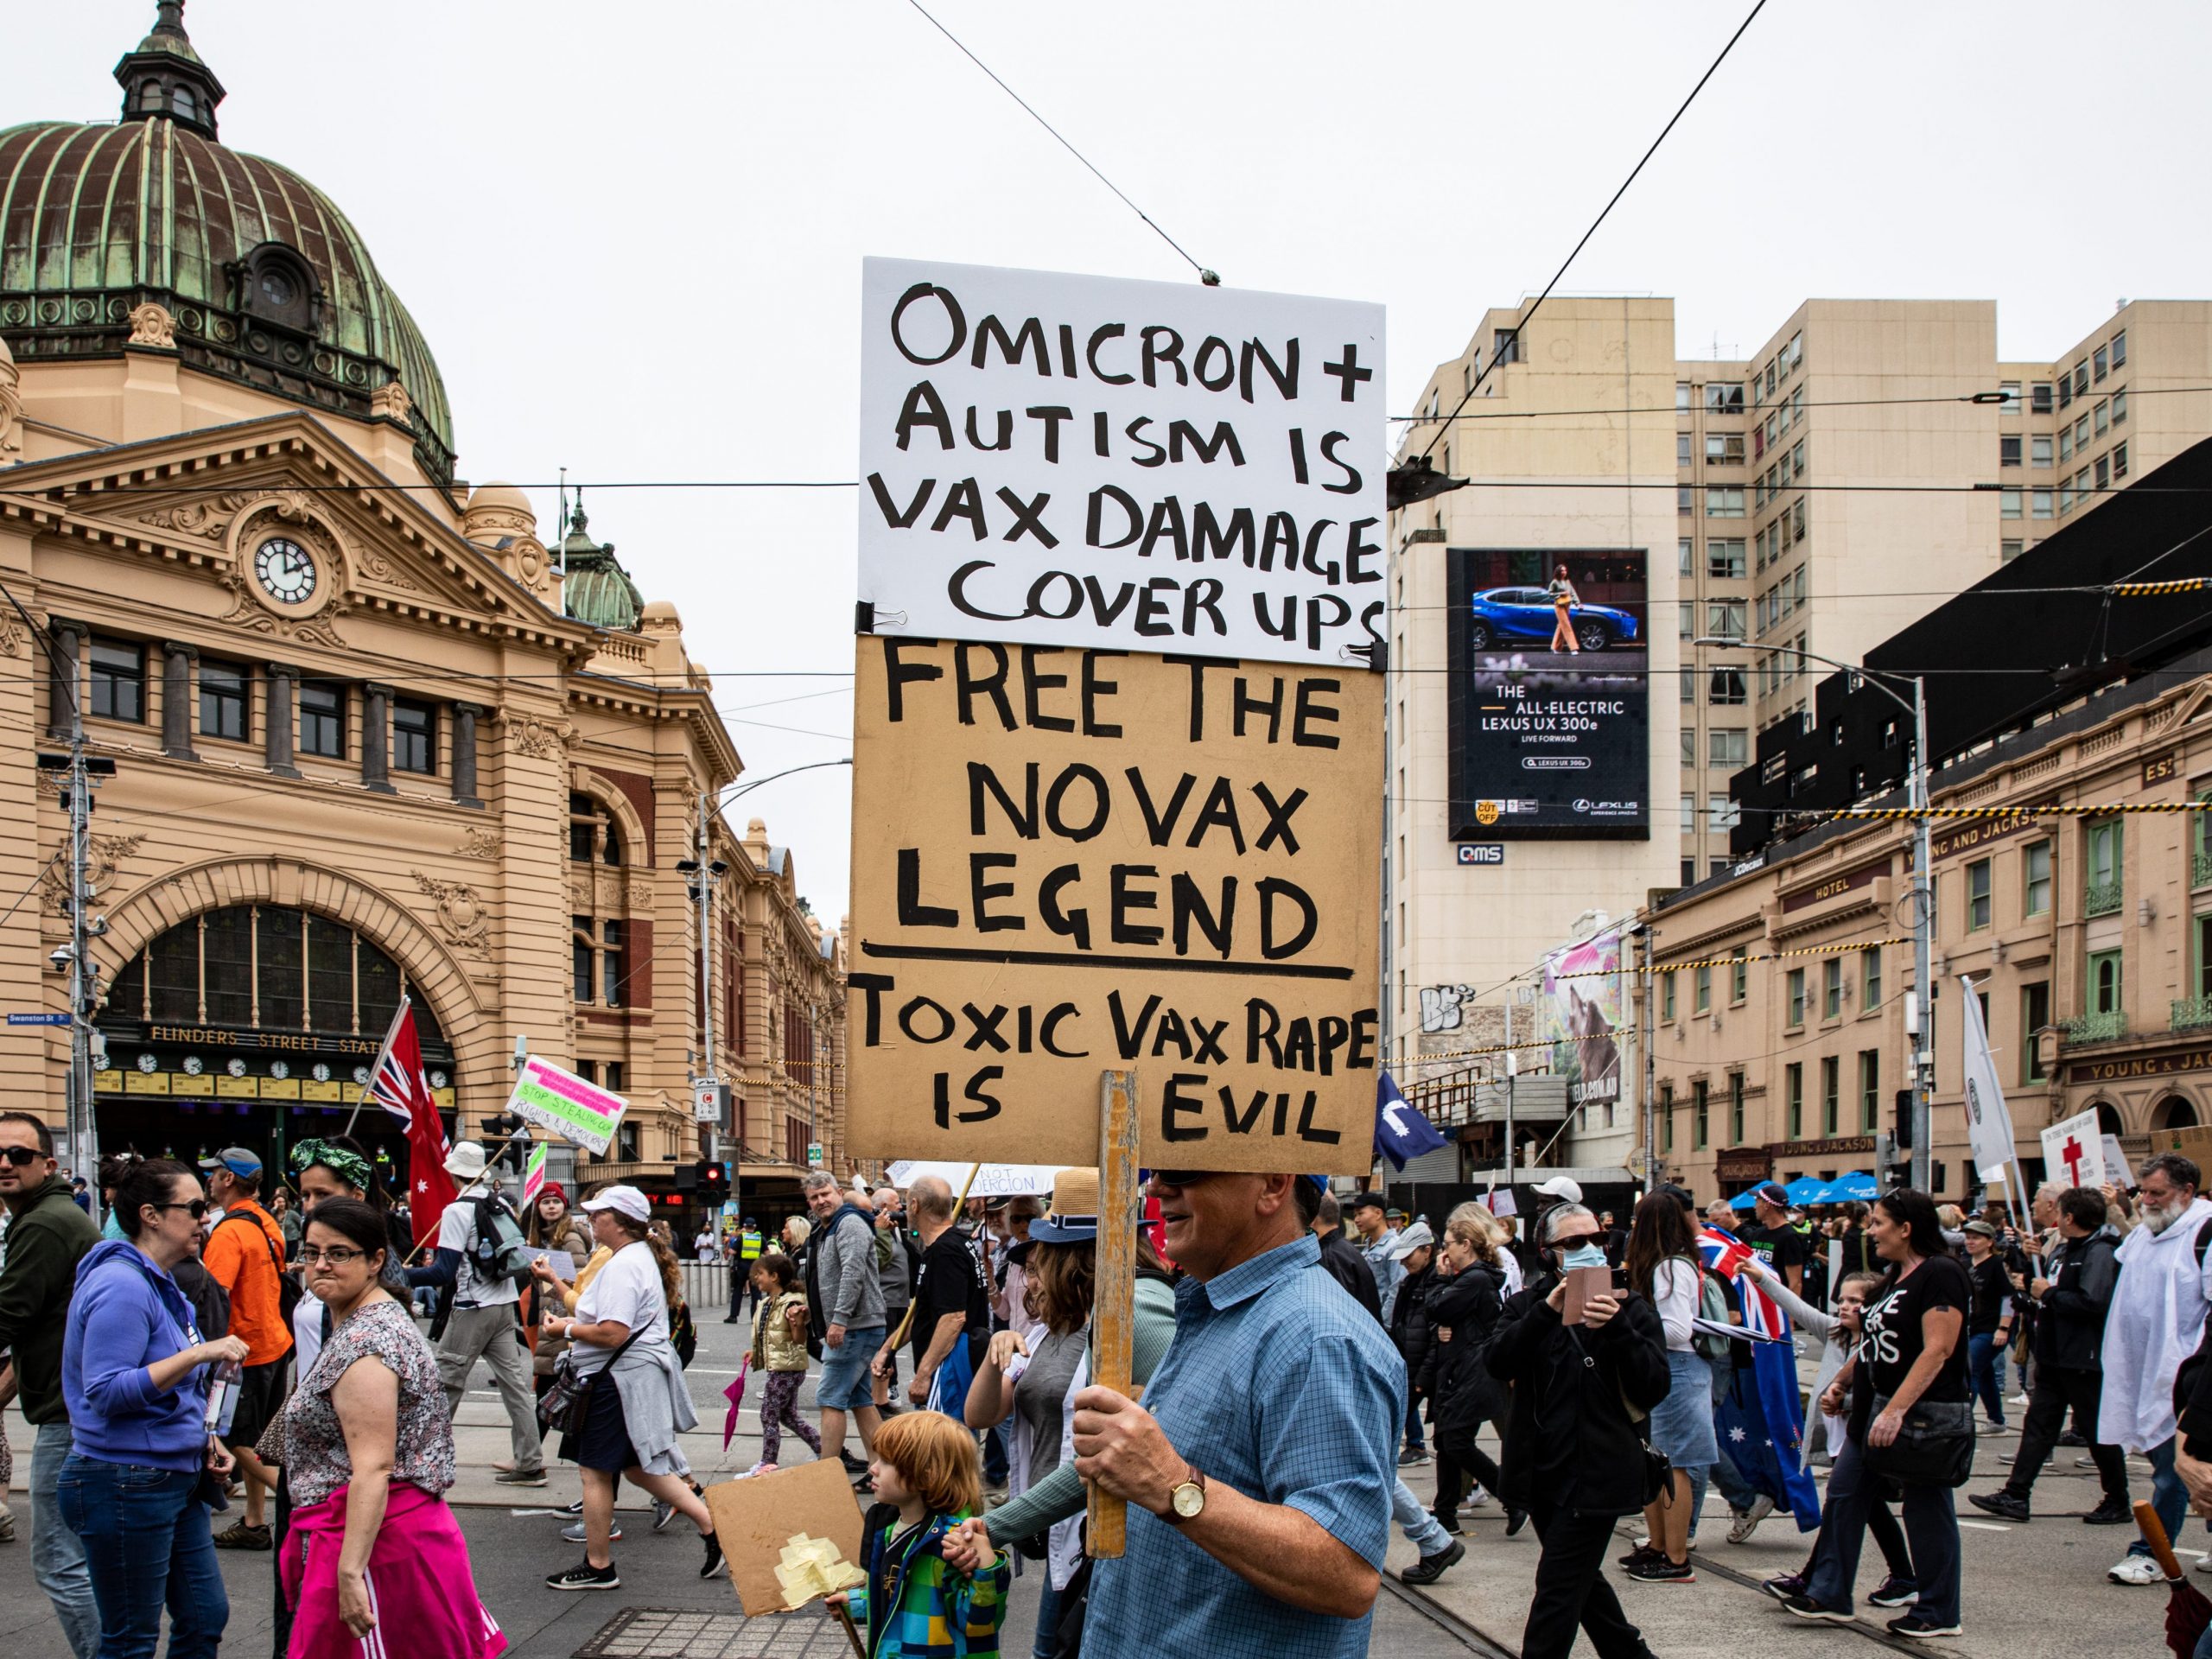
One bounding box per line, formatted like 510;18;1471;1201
59;1159;250;1659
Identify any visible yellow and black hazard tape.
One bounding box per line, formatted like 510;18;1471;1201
1385;1031;1648;1069
1649;936;1910;975
2112;578;2211;596
1834;801;2212;821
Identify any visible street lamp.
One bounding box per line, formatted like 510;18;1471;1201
1694;637;1934;1190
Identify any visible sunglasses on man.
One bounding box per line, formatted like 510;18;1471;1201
0;1146;48;1167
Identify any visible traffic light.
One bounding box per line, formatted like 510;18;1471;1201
698;1160;728;1202
675;1162;700;1193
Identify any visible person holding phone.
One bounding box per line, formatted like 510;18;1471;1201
1484;1202;1669;1659
58;1159;250;1658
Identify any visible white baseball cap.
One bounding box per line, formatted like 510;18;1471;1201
1532;1176;1584;1204
582;1185;651;1224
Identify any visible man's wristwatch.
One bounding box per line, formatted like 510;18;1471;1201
1163;1464;1206;1525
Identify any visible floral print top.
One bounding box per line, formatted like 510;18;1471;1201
282;1296;456;1508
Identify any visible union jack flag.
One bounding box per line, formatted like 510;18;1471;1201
1698;1225;1786;1340
365;998;458;1248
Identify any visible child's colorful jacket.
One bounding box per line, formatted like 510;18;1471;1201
846;1501;1010;1658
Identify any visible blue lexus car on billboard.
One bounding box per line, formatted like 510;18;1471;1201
1467;587;1642;652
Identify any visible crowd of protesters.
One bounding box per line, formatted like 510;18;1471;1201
13;1120;2212;1657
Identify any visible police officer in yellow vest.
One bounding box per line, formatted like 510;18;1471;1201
735;1218;765;1316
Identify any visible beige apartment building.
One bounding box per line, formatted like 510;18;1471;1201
0;10;847;1217
1644;645;2212;1202
1387;294;2212;1183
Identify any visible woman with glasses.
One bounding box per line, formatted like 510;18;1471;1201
59;1158;251;1659
278;1198;503;1656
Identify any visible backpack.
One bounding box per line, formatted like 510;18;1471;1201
213;1210;302;1329
1688;1259;1734;1367
468;1191;535;1290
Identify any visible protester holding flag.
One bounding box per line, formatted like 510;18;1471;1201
1701;1206;1822;1545
1785;1189;1968;1640
1622;1192;1716;1583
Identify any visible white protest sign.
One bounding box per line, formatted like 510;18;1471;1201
859;257;1387;668
2101;1134;2131;1187
2039;1107;2108;1192
505;1056;628;1157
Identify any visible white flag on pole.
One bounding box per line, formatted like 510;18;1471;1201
1960;976;2019;1180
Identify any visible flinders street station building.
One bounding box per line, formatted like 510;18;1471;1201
0;7;847;1211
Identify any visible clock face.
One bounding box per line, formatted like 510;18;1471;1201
226;1058;247;1078
136;1052;158;1073
182;1055;205;1077
269;1060;289;1080
429;1069;448;1090
311;1063;332;1083
254;537;317;606
352;1065;371;1086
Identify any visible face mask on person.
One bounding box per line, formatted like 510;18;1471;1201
1557;1242;1608;1269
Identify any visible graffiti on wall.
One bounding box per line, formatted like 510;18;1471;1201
1420;984;1479;1033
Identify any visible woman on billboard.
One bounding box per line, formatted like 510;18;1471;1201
1547;563;1584;654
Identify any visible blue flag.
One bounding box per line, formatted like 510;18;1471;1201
1374;1071;1449;1172
1712;1287;1823;1532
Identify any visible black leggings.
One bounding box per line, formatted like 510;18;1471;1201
1433;1423;1506;1524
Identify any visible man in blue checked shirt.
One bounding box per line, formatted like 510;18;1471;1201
1068;1169;1402;1659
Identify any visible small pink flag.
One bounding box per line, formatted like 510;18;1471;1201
721;1357;750;1452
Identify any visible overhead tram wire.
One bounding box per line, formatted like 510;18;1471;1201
900;0;1215;284
1389;382;2212;429
1411;0;1770;466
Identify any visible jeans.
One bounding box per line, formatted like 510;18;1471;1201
1404;1392;1427;1452
56;1454;228;1659
1031;1573;1067;1659
2131;1436;2187;1560
1391;1477;1452;1557
984;1423;1009;1486
33;1421;100;1659
1807;1428;1960;1627
1521;1499;1649;1659
1966;1332;2009;1425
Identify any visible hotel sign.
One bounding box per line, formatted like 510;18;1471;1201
1781;859;1887;913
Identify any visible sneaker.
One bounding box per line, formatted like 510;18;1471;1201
652;1500;677;1533
493;1467;549;1487
1886;1611;1962;1638
2109;1554;2164;1586
1967;1491;2030;1522
2082;1497;2133;1526
1400;1538;1464;1586
838;1450;871;1478
2196;1554;2212;1576
2075;1456;2102;1471
1504;1507;1529;1538
2059;1427;2087;1447
546;1560;620;1592
1431;1512;1463;1536
1729;1495;1777;1543
1976;1418;2009;1434
699;1529;725;1580
1780;1593;1853;1624
1868;1576;1920;1608
1618;1543;1665;1569
1459;1490;1491;1510
0;1505;15;1545
212;1521;271;1551
1760;1573;1808;1602
562;1521;622;1543
1626;1557;1695;1584
741;1460;778;1479
562;1499;585;1516
1397;1446;1431;1467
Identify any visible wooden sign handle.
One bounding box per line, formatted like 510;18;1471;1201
1088;1070;1140;1559
2135;1498;2186;1580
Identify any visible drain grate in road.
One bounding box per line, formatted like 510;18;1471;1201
573;1605;855;1658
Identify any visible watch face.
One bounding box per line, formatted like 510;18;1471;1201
136;1052;158;1073
254;537;317;605
1173;1482;1205;1519
226;1058;247;1078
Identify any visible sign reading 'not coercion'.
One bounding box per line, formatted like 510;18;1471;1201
845;637;1382;1171
504;1056;629;1158
858;257;1388;669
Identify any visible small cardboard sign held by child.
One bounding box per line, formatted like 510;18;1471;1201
705;1459;868;1617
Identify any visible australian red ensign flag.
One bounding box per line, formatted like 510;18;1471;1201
369;996;457;1248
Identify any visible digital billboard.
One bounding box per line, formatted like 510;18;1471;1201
1446;547;1650;839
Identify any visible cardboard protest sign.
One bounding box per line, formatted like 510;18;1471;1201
846;636;1381;1172
503;1056;627;1157
859;257;1387;670
705;1459;867;1616
2040;1107;2109;1191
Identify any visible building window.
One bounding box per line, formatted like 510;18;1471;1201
2031;381;2054;413
2094;398;2109;436
2112;329;2126;367
1824;957;1843;1020
1680;601;1695;639
2031;435;2053;468
2019;981;2049;1083
1821;1055;1840;1135
1676;381;1692;411
1787;968;1806;1028
1785;1062;1803;1139
2059;425;2073;465
572;917;594;1001
298;681;346;757
1694;963;1711;1014
2114;442;2128;480
1708;538;1746;579
2031;490;2054;520
1863;945;1882;1008
1662;971;1677;1020
392;699;435;774
1662;1083;1675;1152
1493;328;1520;366
1706;487;1745;518
2057;373;2073;410
1710;728;1747;770
2001;539;2024;563
1966;856;1993;931
2024;840;2052;916
1705;383;1744;412
2113;389;2127;425
1681;858;1697;887
199;660;249;742
1694;1079;1710;1149
2076;412;2091;450
1708;794;1739;832
569;791;624;866
602;920;626;1007
2095;454;2110;491
2094;345;2108;383
1709;668;1747;705
1707;433;1745;466
1681;728;1695;767
1732;947;1748;1004
1678;432;1694;467
1999;489;2022;520
1859;1050;1879;1130
2088;948;2123;1017
1680;790;1694;831
1999;435;2022;467
1679;486;1694;517
1729;1071;1745;1142
2074;360;2089;397
88;638;145;722
1707;601;1747;641
1679;537;1694;575
2086;818;2123;914
1999;380;2020;409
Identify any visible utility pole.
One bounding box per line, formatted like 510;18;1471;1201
677;792;728;1156
1503;994;1516;1186
1641;926;1658;1190
1910;678;1935;1192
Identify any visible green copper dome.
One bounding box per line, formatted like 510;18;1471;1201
0;4;455;486
559;498;644;633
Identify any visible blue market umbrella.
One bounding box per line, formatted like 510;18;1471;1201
1823;1171;1878;1202
1728;1189;1759;1211
1784;1176;1831;1206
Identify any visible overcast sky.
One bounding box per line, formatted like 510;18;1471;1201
17;2;2211;924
